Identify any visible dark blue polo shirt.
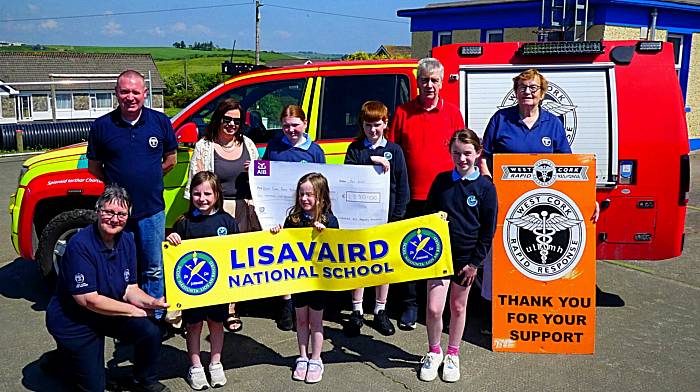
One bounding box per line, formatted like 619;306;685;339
425;170;497;267
86;108;177;219
173;209;240;240
482;105;571;157
262;134;326;163
46;224;137;339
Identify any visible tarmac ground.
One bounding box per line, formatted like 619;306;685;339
0;154;697;392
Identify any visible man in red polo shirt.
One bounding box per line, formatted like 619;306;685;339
387;57;465;330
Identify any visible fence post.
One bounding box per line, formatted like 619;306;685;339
15;129;24;152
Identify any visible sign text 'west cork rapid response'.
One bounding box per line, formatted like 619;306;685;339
163;214;453;310
493;154;597;354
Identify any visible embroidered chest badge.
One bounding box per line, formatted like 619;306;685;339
216;227;228;236
541;137;552;147
148;136;159;148
383;151;393;160
466;195;478;207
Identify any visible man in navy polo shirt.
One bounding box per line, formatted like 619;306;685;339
45;185;170;391
87;70;177;319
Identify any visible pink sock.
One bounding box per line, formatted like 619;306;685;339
429;344;442;354
446;345;460;356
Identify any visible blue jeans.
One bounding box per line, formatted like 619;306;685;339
127;210;165;318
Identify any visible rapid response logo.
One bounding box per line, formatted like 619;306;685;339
501;159;588;187
400;228;442;268
503;189;585;281
174;251;218;295
499;81;577;144
148;136;159;148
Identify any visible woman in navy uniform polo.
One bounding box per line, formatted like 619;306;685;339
478;69;572;335
45;185;169;392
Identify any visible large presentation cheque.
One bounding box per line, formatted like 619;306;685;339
163;213;453;310
249;160;390;229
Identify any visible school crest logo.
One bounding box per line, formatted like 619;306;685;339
174;251;218;295
216;227;228;236
467;195;478;207
123;269;130;282
383;151;393;161
541;137;552;147
499;80;578;145
503;189;585;281
400;228;442;268
148;136;159;148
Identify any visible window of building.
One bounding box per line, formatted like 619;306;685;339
73;93;89;111
19;96;32;120
667;33;683;74
90;93;112;109
56;93;72;110
181;78;308;144
32;95;49;112
318;74;411;140
485;29;504;43
152;93;164;108
437;31;452;47
1;96;16;118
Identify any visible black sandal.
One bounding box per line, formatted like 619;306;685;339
225;312;243;332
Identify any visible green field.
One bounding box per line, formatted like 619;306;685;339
0;44;294;62
157;53;291;77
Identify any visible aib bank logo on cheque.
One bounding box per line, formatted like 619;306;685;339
174;251;218;295
400;228;443;268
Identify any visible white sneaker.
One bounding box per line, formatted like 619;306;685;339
209;362;227;387
187;365;210;390
442;354;460;382
419;351;443;381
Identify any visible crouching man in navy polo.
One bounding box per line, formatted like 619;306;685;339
45;185;170;392
87;70;177;320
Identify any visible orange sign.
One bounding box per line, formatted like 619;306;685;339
492;154;596;354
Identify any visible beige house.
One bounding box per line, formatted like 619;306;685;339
0;52;164;124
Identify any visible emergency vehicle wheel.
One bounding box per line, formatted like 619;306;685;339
36;209;97;278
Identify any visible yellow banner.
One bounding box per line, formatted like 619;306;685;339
163;213;453;310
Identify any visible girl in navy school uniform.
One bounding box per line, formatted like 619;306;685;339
270;172;338;384
166;171;239;390
419;129;497;383
262;104;326;331
342;101;410;337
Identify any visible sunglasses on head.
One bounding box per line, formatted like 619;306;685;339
221;116;242;126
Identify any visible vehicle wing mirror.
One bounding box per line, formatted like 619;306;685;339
175;122;199;144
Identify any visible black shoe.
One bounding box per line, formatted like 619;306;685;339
277;300;294;331
343;310;364;336
373;310;395;336
107;377;170;392
398;307;417;330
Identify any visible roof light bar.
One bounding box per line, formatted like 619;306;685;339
519;41;604;56
636;41;663;52
458;46;483;57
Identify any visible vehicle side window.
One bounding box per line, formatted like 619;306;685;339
182;78;307;144
317;74;410;140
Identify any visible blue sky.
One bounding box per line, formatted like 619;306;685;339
0;1;429;53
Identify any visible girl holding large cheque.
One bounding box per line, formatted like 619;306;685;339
270;172;338;384
166;171;239;390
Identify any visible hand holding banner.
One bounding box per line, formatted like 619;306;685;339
163;213;453;310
